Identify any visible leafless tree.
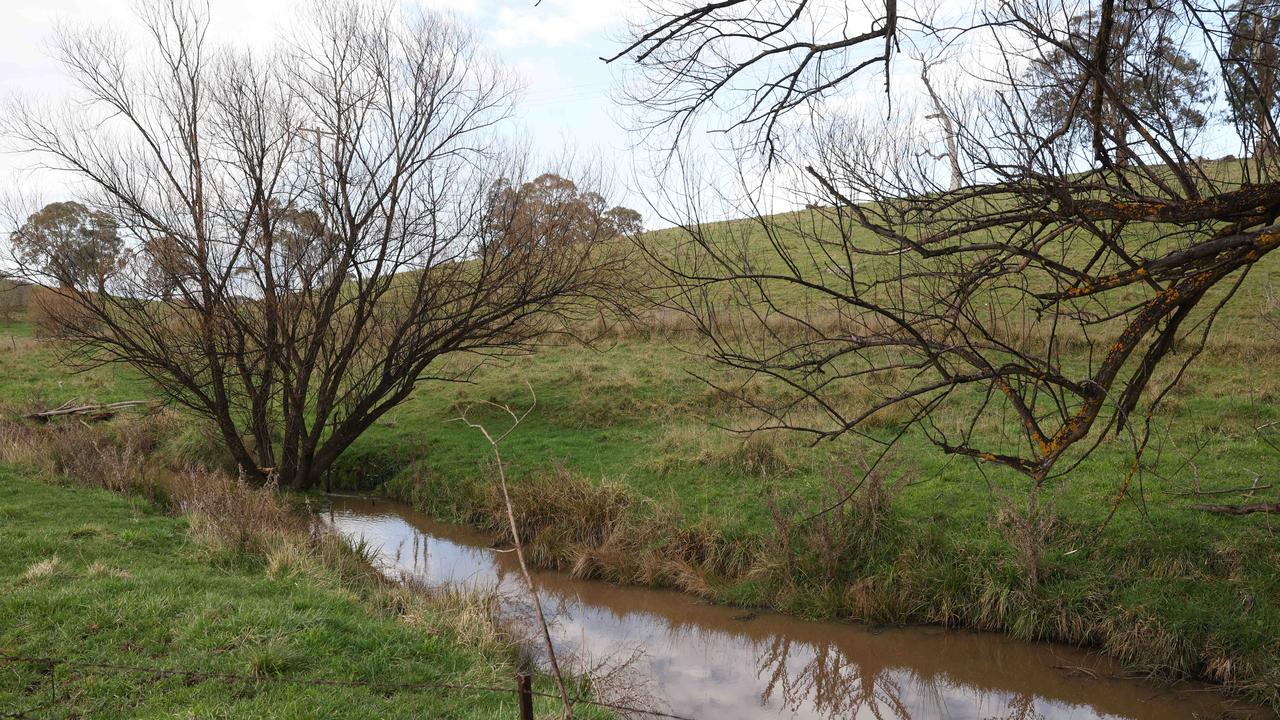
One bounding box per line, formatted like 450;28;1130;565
914;50;964;192
624;0;1280;522
606;0;901;159
2;0;626;489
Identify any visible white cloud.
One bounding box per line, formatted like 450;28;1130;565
412;0;487;17
491;0;635;48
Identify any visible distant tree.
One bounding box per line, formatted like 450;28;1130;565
1024;2;1213;165
139;233;196;302
486;173;642;251
1222;0;1280;161
603;206;644;237
9;201;123;291
0;274;27;323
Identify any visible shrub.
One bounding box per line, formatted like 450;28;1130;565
171;466;293;552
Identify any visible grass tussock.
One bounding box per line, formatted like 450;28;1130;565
385;578;514;655
20;555;62;582
389;461;759;597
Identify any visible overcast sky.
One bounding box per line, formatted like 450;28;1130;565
0;0;645;206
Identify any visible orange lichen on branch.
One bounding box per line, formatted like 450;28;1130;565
993;376;1050;453
1068;182;1280;223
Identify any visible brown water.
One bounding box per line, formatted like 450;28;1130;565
322;495;1270;720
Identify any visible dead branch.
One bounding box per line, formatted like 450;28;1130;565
456;383;575;718
1190;502;1280;515
26;400;159;422
1172;482;1272;497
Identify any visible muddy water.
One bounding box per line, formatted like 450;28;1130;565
322;495;1270;720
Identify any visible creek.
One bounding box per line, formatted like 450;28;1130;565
322;494;1271;720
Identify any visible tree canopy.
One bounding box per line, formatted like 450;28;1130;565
485;173;643;253
1024;3;1212;165
10;201;123;291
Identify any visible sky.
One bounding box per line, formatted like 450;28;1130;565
0;0;1029;228
1;0;1242;230
0;0;647;209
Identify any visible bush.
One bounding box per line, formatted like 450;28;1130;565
170;466;294;552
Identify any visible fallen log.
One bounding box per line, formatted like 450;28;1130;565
26;400;158;422
1190;502;1280;516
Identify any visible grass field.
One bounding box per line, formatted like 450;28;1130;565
1;210;1278;709
0;452;602;718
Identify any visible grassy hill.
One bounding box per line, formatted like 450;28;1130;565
1;205;1278;709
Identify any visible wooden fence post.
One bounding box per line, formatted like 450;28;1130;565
516;672;534;720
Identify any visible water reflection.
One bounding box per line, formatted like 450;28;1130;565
322;495;1270;720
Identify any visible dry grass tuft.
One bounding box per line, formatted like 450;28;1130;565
761;453;905;585
497;464;632;570
70;523;107;539
20;556;62;581
993;495;1060;588
648;423;797;477
380;579;514;655
85;561;131;579
171;466;294;552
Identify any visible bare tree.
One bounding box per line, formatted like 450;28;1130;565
914;49;964;192
627;0;1280;525
606;0;900;158
2;0;626;489
1221;0;1280;163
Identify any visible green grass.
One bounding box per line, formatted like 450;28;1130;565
329;238;1280;706
2;198;1279;709
0;468;579;718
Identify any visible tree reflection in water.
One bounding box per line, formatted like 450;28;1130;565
325;496;1268;720
758;634;1056;720
760;635;911;718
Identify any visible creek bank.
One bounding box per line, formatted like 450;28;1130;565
0;469;576;718
377;464;1280;714
0;411;596;718
326;493;1276;720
